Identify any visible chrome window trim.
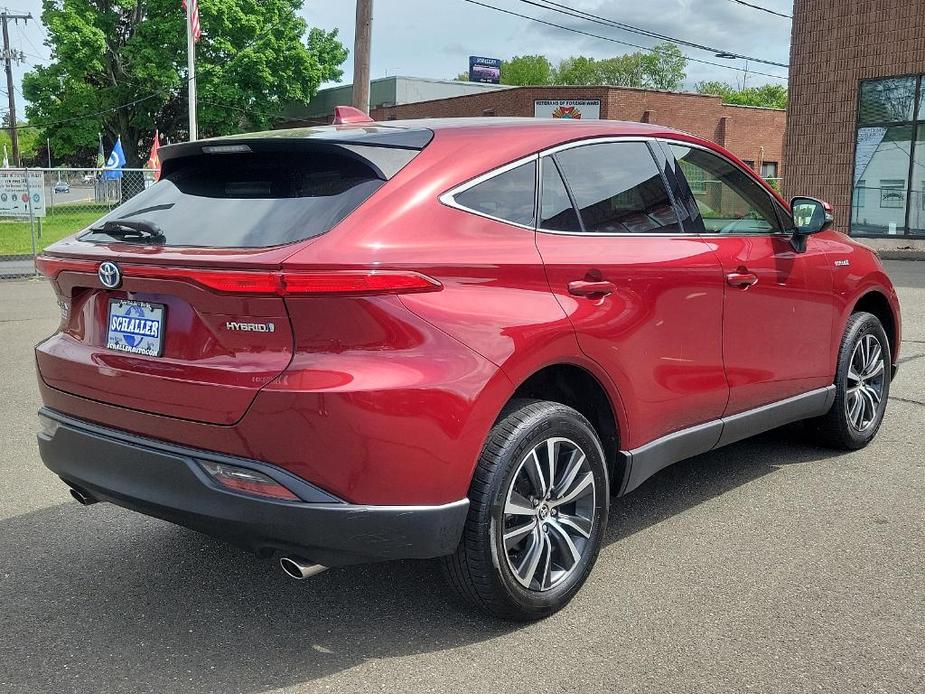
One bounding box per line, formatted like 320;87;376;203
438;153;539;230
439;134;792;239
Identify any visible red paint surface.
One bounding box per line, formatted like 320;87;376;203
34;120;901;505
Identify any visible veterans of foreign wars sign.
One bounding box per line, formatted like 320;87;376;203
534;99;601;119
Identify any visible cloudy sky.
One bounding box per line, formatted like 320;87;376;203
8;0;792;106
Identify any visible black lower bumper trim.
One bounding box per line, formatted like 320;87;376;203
37;408;468;566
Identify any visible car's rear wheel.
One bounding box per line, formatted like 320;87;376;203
812;311;891;449
441;399;609;620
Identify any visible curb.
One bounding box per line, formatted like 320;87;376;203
878;251;925;261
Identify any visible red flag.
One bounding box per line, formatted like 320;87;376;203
146;130;161;181
183;0;201;42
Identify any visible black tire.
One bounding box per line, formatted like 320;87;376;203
441;399;609;621
811;311;891;450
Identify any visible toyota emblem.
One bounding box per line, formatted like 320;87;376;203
98;261;122;289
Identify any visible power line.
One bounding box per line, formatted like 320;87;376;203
726;0;792;20
523;0;788;68
459;0;789;81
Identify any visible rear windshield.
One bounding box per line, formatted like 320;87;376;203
81;151;388;248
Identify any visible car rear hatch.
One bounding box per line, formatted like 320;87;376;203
35;125;432;425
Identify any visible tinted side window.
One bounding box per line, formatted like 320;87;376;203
669;144;782;235
554;142;680;234
454;160;536;227
540;158;582;232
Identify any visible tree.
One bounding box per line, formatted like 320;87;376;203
22;0;348;166
0;120;42;165
640;43;686;91
553;43;686;89
501;55;553;86
695;81;788;109
554;56;599;86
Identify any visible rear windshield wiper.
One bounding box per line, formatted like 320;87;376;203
87;219;165;242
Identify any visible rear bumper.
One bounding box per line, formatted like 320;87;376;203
37;408;468;567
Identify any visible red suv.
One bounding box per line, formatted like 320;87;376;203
35;118;901;620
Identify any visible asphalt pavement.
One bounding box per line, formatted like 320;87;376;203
0;261;922;693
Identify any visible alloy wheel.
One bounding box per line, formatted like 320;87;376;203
501;437;596;592
845;334;886;432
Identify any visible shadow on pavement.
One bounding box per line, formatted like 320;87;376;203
0;426;841;693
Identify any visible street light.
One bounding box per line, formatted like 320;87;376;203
715;52;749;88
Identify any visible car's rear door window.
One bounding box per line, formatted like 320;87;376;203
452;160;537;227
540;158;582;232
81;150;390;248
553;142;681;234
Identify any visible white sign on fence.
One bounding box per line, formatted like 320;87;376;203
534;99;601;120
0;170;46;218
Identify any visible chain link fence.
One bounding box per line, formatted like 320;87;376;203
0;168;153;279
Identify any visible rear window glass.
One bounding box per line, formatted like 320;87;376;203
453;160;536;227
540;158;581;232
82;151;387;248
555;142;680;234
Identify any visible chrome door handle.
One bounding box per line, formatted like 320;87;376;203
726;272;758;288
568;280;616;297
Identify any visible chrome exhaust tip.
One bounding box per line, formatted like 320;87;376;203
279;556;328;580
69;487;98;506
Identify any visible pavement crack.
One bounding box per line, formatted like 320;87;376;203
890;396;925;408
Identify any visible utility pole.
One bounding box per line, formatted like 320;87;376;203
352;0;373;114
1;10;30;167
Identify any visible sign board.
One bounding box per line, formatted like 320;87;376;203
0;169;46;218
469;56;501;84
534;99;601;119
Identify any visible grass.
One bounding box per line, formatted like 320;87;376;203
0;204;111;256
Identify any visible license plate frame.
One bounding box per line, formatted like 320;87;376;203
106;299;166;357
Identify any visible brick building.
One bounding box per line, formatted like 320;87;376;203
364;86;786;179
785;0;925;247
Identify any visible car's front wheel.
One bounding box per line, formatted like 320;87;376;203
442;399;609;620
812;311;891;449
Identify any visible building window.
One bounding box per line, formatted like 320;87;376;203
852;75;924;236
760;161;778;179
742;160;756;170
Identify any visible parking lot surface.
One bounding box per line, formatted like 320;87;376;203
0;261;922;693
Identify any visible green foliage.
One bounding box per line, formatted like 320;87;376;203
695;81;788;109
501;55;554;86
22;0;348;165
497;44;686;90
640;43;687;91
0;123;42;165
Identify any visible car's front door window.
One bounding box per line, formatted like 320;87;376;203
669;144;782;235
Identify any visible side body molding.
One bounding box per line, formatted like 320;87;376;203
617;386;837;495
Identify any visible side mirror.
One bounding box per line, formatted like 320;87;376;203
789;196;834;252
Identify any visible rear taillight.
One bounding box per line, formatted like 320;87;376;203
199;461;300;501
34;255;441;296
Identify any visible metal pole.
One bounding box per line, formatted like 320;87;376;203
352;0;373;113
186;3;198;140
25;168;37;274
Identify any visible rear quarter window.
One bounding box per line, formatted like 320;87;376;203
451;160;537;227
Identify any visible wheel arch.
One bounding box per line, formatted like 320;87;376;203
500;362;626;494
851;290;899;362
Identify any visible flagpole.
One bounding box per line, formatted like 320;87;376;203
186;3;198;141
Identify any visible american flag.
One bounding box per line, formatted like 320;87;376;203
183;0;201;42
